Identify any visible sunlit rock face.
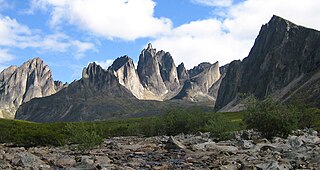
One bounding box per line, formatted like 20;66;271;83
0;58;63;119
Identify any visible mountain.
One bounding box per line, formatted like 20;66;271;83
215;15;320;111
109;43;220;101
15;61;211;122
137;43;182;100
14;44;220;122
13;15;320;121
0;58;65;119
174;62;221;102
108;55;146;99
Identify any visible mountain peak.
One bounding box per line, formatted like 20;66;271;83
26;57;44;65
270;15;286;22
110;55;134;71
24;57;44;66
0;57;59;118
147;43;153;50
267;15;297;31
82;62;105;79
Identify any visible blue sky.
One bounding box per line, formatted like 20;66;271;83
0;0;320;83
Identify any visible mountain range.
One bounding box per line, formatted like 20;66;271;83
4;44;221;121
0;15;319;122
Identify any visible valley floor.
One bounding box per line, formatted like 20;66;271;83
0;129;319;170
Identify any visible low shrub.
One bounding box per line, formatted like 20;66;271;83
204;113;236;141
64;123;103;152
244;97;298;139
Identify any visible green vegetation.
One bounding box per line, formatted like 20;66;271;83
205;113;238;141
244;97;298;139
64;123;103;151
0;108;244;148
1;101;319;149
244;97;320;139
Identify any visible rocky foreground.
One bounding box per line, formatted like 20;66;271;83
0;129;319;170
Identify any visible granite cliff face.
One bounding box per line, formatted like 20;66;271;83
109;56;146;99
174;62;221;102
137;43;168;97
0;58;64;119
215;15;320;111
177;63;189;83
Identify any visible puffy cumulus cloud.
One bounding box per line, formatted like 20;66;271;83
191;0;233;7
0;15;95;58
152;0;320;68
32;0;172;41
152;19;253;68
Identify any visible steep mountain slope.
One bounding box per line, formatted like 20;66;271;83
109;55;146;99
136;43;184;100
215;15;320;111
15;62;210;122
174;62;221;102
137;43;168;97
0;58;64;119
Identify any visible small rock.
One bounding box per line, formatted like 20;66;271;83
219;164;238;170
11;152;45;168
288;136;303;147
55;156;76;168
164;136;186;150
299;135;320;144
238;140;254;149
0;159;11;169
256;161;288;170
80;156;94;165
193;141;215;150
259;144;276;152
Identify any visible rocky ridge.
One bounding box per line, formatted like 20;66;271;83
0;129;319;169
215;15;320;111
0;58;65;119
15;43;221;122
135;43;220;101
15;61;209;122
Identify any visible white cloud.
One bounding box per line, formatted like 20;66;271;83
0;48;14;63
152;19;252;68
0;48;15;72
191;0;233;7
32;0;172;41
0;15;95;57
152;0;320;68
0;15;32;47
95;59;114;70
